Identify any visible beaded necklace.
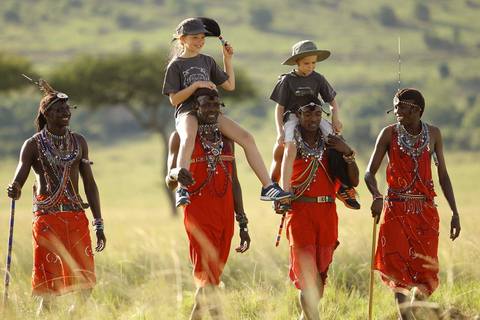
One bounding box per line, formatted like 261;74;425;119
34;127;81;209
190;124;232;198
293;124;325;160
290;125;327;199
389;121;430;197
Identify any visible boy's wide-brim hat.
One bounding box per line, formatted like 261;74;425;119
176;18;212;36
282;40;331;65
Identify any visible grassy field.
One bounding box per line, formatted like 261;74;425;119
0;132;479;319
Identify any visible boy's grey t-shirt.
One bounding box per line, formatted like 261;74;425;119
163;53;229;118
270;70;337;122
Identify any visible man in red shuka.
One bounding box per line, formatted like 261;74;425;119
274;94;359;320
166;88;251;320
365;88;461;320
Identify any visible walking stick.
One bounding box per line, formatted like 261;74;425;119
3;199;16;308
275;213;286;247
368;217;378;320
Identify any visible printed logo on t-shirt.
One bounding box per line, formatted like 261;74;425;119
294;88;314;96
183;67;210;88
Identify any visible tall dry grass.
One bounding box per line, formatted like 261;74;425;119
0;135;479;319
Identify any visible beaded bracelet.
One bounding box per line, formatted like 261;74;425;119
235;213;249;225
372;194;383;201
343;150;356;164
452;215;460;220
92;218;104;231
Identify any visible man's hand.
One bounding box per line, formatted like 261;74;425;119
6;181;21;200
450;217;461;241
326;134;351;155
370;199;383;224
169;168;195;187
95;229;106;252
235;229;250;253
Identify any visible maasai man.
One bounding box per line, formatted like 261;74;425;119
166;88;251;320
274;94;359;320
6;78;106;315
365;88;461;320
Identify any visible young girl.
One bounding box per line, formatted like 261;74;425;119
163;18;291;206
269;40;359;211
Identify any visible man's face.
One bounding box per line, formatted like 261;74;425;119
45;100;71;127
197;95;221;124
394;99;418;124
297;106;323;132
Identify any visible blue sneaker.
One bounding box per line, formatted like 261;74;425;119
260;183;293;201
176;188;191;207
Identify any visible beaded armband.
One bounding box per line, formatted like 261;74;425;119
343;150;356;164
372;194;383;201
92;218;104;231
452;215;460;220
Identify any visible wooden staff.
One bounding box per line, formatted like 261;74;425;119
3;200;16;307
275;213;286;247
368;217;378;320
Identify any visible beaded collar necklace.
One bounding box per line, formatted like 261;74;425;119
34;126;81;209
293;124;325;160
389;121;430;197
397;120;430;158
39;127;79;166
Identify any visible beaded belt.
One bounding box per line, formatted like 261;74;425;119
292;195;335;203
386;195;427;202
33;203;87;214
191;155;235;163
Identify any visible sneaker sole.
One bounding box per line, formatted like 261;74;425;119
260;194;292;201
176;199;191;207
336;196;360;210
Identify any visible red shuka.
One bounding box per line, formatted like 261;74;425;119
286;156;339;291
183;136;235;288
31;196;96;296
375;125;440;295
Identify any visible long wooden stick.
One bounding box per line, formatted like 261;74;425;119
3;200;16;307
368;217;378;320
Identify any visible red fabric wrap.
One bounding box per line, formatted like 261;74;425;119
183;136;235;288
375;125;440;295
286;157;338;291
31;196;95;296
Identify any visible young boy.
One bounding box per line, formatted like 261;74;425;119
270;40;359;211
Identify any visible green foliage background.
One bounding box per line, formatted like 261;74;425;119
1;0;480;318
1;0;480;153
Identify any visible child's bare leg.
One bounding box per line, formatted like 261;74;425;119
176;114;198;188
270;142;284;183
281;141;297;193
218;115;271;187
218;115;292;200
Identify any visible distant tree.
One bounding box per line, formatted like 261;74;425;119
379;5;397;27
0;54;36;92
49;51;257;215
249;5;273;30
439;63;450;78
414;3;430;22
